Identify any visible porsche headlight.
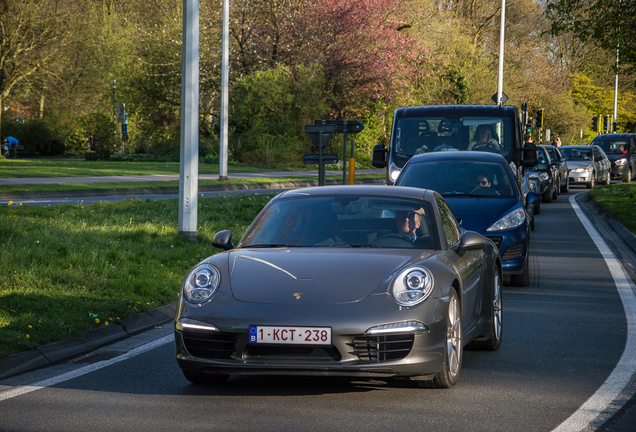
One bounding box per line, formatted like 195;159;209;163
538;172;549;181
486;207;526;232
391;267;434;307
615;159;627;166
184;264;221;303
574;167;590;173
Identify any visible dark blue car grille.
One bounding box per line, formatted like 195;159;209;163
501;243;524;260
350;334;414;363
182;329;238;360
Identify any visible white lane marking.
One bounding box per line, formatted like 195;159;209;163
0;334;174;402
552;193;636;431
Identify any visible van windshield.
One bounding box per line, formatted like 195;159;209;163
394;117;513;161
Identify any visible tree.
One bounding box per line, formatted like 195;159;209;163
0;0;72;140
546;0;636;69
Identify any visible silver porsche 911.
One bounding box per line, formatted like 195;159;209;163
175;185;502;388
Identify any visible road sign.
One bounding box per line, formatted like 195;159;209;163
305;124;336;148
313;119;365;134
121;123;128;135
303;153;339;165
491;92;509;105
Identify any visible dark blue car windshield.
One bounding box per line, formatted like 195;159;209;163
396;160;517;198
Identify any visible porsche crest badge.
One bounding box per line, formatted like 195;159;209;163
293;293;302;300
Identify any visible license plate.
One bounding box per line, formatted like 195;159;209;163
249;326;332;345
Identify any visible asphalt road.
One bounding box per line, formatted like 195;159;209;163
1;186;635;431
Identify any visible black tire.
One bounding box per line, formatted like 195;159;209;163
586;173;595;189
542;188;553;203
419;288;462;388
624;168;631;183
560;176;570;193
511;257;530;287
468;267;502;351
534;202;541;215
552;177;559;200
183;370;230;385
530;214;535;231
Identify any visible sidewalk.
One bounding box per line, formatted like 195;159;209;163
0;169;384;185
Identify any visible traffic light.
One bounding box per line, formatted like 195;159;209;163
536;109;543;128
603;115;609;133
592;116;598;132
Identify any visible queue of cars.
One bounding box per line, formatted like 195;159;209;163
174;101;632;391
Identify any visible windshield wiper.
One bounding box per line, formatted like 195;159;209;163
442;191;466;196
247;244;294;248
323;244;379;248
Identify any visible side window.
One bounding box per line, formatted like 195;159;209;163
631;137;636;153
436;198;461;248
593;148;601;160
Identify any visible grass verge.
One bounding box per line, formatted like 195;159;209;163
0;174;385;195
589;182;636;233
0;193;274;359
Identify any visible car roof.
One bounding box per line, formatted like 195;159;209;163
562;145;597;149
395;104;518;118
407;150;508;164
591;133;635;141
278;185;433;201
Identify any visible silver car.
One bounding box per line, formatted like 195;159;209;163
561;145;611;188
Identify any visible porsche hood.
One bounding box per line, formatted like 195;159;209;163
225;249;430;305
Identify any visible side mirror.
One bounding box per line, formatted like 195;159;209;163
372;143;387;168
457;231;488;256
526;192;542;207
522;142;538;167
212;230;234;251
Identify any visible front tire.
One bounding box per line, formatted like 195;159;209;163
552;176;559;200
419;288;462;388
468;267;502;351
624;168;631;183
560;175;570;193
511;256;530;287
586;173;595;189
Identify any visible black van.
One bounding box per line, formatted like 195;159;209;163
590;133;636;183
372;105;537;184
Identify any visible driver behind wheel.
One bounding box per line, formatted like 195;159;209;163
472;170;500;195
467;124;500;152
395;209;424;242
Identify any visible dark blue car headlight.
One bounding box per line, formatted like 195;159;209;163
486;207;526;232
183;264;221;303
391;266;434;307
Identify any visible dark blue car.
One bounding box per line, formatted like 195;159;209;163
395;151;541;286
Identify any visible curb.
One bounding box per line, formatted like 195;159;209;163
0;302;176;380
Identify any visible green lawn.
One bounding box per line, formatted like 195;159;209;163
0;174;385;195
0;193;274;359
0;159;280;178
589;182;636;233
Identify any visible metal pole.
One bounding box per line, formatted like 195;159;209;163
496;0;506;105
342;122;348;185
112;79;117;150
318;130;325;186
614;48;619;129
219;0;229;181
178;0;200;241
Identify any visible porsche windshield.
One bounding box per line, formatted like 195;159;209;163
394;117;513;159
239;195;440;250
397;160;517;198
